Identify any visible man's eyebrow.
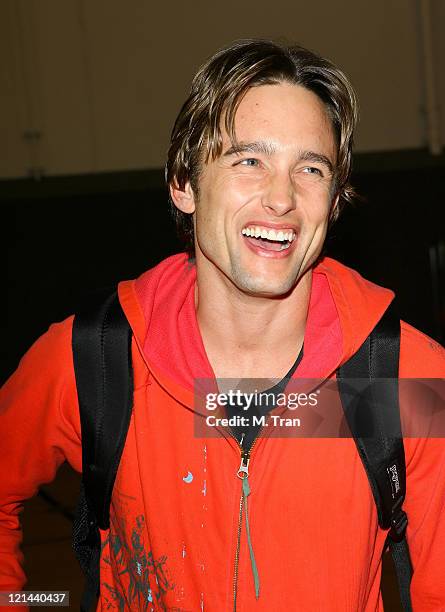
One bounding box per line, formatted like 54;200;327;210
223;142;335;173
223;141;277;157
298;150;334;174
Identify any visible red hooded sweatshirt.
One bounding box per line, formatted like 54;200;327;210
1;254;444;611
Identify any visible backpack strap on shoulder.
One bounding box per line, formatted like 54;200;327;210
72;288;133;611
337;299;413;611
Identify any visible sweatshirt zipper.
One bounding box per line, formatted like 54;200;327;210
232;433;261;611
230;379;324;610
233;487;244;612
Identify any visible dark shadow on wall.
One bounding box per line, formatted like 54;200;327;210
2;155;445;384
326;164;444;344
3;183;179;384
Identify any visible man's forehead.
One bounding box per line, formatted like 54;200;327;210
223;83;335;139
235;82;330;117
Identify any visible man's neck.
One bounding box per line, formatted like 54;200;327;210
195;269;311;380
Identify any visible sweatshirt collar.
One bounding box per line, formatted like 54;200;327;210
119;253;394;407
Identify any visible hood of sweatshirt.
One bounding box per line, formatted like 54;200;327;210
118;253;394;408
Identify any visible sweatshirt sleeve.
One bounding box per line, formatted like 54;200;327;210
399;322;445;610
404;437;445;610
0;317;82;592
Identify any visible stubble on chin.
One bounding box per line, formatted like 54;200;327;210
229;258;302;298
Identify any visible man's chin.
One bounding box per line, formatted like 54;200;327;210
232;274;300;299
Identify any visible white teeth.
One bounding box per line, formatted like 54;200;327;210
242;226;295;242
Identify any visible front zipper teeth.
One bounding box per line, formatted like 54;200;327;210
231;432;261;611
232;492;244;611
230;386;325;609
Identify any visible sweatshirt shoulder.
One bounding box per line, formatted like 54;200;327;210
1;315;77;422
39;315;74;348
1;314;82;475
14;315;74;378
400;320;445;377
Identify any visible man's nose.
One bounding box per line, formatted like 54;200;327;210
261;171;296;216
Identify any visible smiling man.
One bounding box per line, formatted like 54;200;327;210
1;39;445;611
171;80;339;381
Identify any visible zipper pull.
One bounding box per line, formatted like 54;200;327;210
237;452;250;479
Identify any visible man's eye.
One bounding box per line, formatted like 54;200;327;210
302;166;323;176
239;158;259;167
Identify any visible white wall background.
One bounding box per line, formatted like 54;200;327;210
1;0;443;178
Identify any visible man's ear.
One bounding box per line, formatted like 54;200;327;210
170;181;196;214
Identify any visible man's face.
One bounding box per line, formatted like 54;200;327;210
177;82;338;297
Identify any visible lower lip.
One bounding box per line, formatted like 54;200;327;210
242;235;297;259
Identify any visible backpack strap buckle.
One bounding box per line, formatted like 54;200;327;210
390;509;408;542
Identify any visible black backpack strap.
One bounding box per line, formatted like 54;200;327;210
72;289;134;611
337;299;412;611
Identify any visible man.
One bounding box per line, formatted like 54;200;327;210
1;39;444;611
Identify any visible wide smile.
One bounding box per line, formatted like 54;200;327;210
241;223;297;258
